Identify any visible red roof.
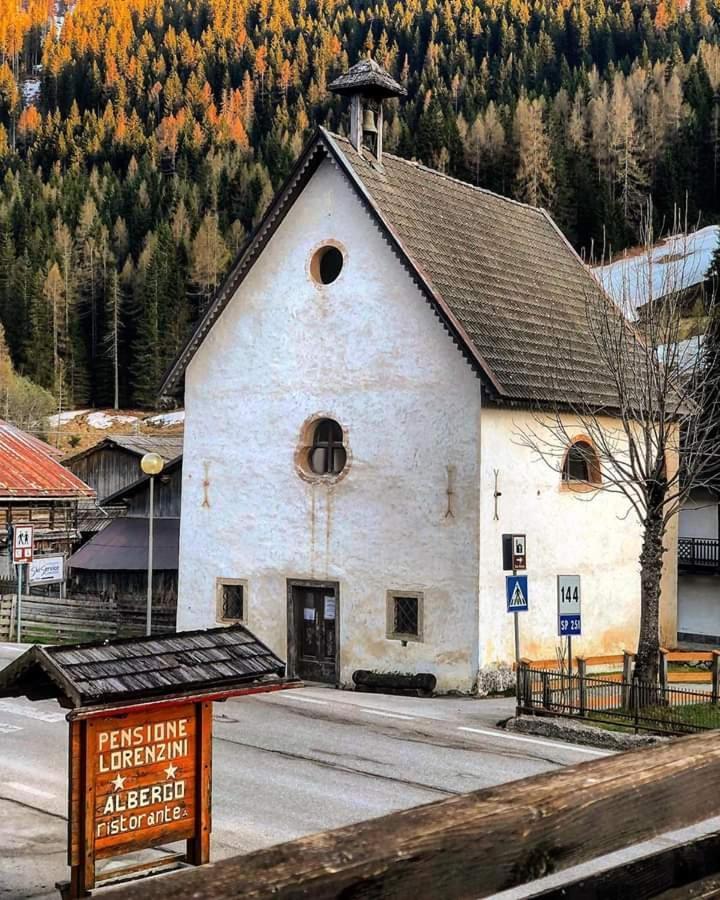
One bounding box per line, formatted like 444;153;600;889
0;420;94;500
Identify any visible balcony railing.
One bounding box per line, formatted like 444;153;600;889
679;536;720;573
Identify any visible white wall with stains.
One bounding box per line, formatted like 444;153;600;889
177;158;482;692
477;408;678;665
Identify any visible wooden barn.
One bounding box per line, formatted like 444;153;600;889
64;435;182;634
65;435;183;508
0;419;94;580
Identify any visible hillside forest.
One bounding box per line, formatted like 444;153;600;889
0;0;719;409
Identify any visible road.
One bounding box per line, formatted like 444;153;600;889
2;644;718;900
0;641;610;899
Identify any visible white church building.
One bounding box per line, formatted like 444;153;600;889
163;61;678;692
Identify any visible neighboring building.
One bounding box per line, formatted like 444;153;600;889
0;419;94;579
161;61;677;692
597;233;720;646
65;435;183;507
677;490;720;642
64;435;182;629
594;225;719;319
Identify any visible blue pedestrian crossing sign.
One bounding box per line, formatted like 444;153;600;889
506;575;528;612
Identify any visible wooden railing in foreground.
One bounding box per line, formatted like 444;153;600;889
112;732;720;899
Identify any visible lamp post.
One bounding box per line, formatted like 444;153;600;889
140;452;165;636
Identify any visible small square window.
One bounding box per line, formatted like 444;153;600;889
386;591;424;642
216;579;247;623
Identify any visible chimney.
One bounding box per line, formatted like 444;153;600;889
328;58;406;164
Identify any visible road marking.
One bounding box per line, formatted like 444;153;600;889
4;782;56;800
281;695;328;706
457;727;609;756
365;709;416;721
0;723;22;734
0;701;65;723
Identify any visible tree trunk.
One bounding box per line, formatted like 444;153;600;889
634;513;666;685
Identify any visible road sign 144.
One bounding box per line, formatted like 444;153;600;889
557;575;581;637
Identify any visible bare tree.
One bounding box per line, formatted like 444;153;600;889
518;210;720;685
104;267;123;410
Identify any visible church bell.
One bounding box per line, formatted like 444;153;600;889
362;108;378;136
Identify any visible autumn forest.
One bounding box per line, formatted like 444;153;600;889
0;0;719;409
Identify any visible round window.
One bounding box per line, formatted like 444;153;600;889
310;245;344;285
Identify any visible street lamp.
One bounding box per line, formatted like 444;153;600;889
140;452;165;636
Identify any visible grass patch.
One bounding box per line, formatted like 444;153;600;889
587;701;720;735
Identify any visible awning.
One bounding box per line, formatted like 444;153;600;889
67;517;179;571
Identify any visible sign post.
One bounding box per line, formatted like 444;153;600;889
506;574;529;664
557;575;581;675
12;524;33;643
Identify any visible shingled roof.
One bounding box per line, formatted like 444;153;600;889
0;626;286;707
160;129;626;409
328;58;406;98
64;434;183;466
326;132;622;407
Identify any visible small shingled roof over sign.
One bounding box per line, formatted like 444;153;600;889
0;625;288;708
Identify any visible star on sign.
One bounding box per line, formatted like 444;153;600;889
111;774;126;792
164;763;178;780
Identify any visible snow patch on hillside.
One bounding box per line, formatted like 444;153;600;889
85;411;139;429
594;225;719;315
47;409;91;427
144;410;185;427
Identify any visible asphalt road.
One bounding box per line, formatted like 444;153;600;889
0;642;612;899
2;644;718;900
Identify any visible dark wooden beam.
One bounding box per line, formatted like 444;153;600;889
109;731;720;900
535;830;720;898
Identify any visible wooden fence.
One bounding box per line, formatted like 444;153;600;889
0;593;175;643
520;650;719;685
109;731;720;899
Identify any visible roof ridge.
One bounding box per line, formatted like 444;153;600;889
323;129;547;217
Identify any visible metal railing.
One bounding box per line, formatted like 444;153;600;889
517;662;720;735
678;536;720;571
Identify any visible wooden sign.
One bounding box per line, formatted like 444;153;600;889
91;703;196;853
68;699;212;896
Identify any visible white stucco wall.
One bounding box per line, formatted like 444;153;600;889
177;159;482;691
477;409;677;665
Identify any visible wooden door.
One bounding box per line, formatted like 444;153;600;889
291;583;338;683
